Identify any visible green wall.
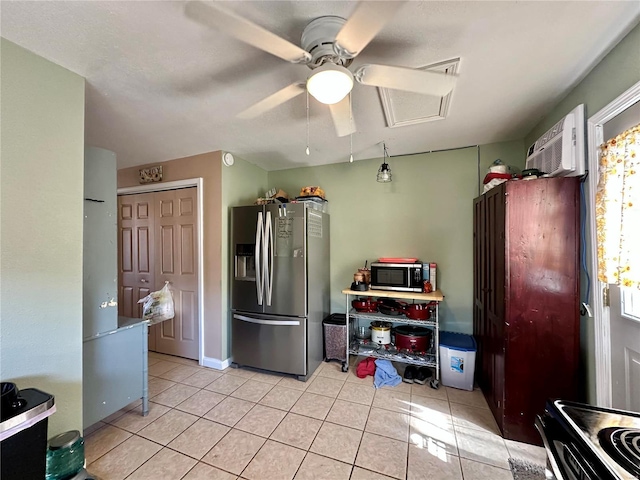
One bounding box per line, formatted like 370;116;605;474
268;141;523;334
221;156;268;360
525;23;640;148
479;140;527;185
523;23;640;404
0;39;85;435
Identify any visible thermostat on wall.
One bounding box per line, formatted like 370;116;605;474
223;152;235;166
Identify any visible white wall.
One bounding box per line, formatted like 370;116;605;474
0;39;85;435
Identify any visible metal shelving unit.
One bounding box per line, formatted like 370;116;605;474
342;288;444;388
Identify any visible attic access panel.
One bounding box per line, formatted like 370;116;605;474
378;58;459;128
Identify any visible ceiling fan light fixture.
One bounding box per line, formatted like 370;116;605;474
306;64;354;105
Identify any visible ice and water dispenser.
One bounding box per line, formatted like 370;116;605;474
235;243;256;281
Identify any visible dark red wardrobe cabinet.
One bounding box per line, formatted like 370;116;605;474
473;177;581;445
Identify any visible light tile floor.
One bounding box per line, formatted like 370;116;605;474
85;352;547;480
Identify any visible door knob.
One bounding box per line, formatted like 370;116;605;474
141;278;148;283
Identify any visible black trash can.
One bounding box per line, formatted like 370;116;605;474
1;382;55;480
323;314;348;371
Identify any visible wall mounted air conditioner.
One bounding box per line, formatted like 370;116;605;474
525;104;585;177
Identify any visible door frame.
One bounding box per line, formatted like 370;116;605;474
587;80;640;407
118;178;205;366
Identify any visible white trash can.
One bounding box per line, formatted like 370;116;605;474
439;332;476;391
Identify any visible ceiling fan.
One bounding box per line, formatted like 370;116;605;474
185;1;457;137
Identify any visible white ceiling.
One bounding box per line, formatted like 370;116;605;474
2;1;639;170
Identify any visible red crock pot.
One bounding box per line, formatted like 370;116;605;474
394;325;432;352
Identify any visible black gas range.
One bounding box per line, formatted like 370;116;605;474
535;400;640;480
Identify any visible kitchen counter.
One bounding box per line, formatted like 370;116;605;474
84;315;175;427
118;315;144;329
118;315;170;329
83;315;169;341
83;315;146;340
84;315;175;428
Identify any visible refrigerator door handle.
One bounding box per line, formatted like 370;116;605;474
255;211;264;305
233;314;300;326
264;210;274;306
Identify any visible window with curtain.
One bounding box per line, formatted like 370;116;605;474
595;122;640;289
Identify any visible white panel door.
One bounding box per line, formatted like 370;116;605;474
118;188;199;359
153;188;199;360
609;286;640;411
118;193;157;350
118;194;155;317
603;100;640;410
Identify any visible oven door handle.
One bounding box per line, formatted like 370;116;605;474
534;415;564;480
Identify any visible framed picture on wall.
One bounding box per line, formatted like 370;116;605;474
139;165;162;184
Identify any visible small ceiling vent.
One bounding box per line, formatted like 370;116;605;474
379;58;459;128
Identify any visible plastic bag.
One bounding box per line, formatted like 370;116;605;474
137;281;175;322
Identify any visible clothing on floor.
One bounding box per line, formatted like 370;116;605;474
356;356;376;378
373;358;402;388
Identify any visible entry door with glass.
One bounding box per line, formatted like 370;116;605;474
601;101;640;410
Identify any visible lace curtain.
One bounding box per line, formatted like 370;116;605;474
596;123;640;288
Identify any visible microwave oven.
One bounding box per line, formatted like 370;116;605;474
370;262;423;292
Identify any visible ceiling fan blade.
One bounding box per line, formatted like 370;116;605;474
334;1;407;59
237;83;306;119
329;96;356;137
355;64;457;96
185;1;311;64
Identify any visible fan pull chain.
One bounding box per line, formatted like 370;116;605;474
349;92;354;163
305;90;310;156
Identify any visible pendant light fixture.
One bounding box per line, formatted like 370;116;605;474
377;143;392;183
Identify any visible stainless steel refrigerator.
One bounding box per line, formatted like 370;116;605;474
231;203;329;380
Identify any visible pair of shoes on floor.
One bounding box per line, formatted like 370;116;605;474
403;366;433;385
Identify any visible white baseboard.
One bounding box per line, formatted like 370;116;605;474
202;356;232;370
